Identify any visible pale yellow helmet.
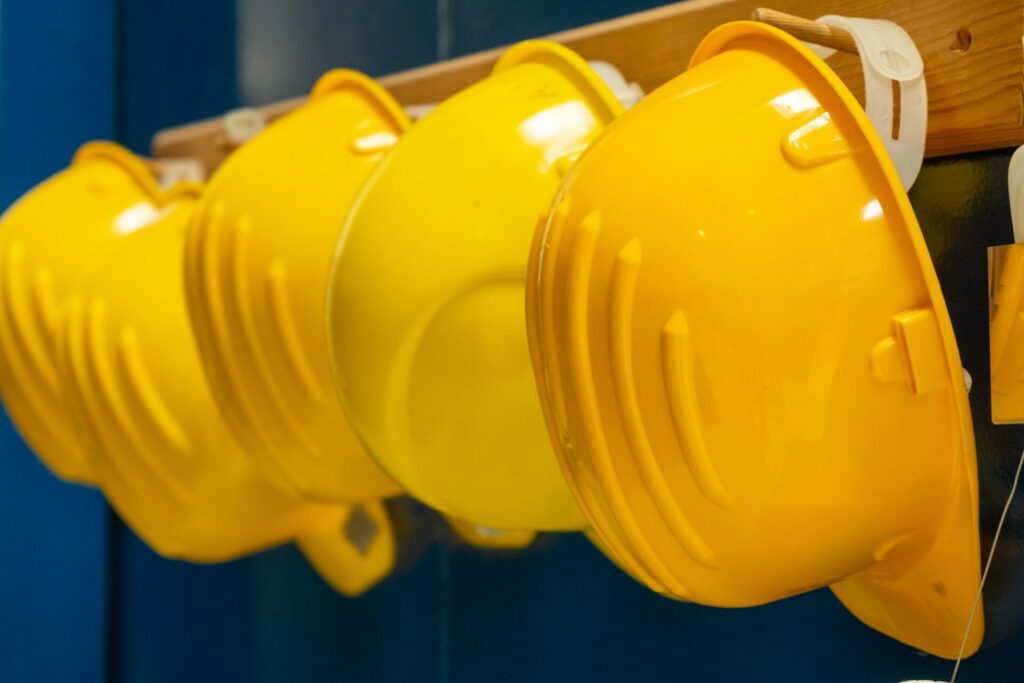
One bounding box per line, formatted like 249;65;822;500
328;40;623;532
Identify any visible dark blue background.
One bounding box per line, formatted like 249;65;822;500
1;1;113;681
4;1;1024;681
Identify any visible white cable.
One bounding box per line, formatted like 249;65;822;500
948;445;1024;682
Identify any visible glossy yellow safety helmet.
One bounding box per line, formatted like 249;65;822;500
54;175;393;595
991;146;1024;423
990;244;1024;423
184;70;404;504
328;41;622;532
526;22;981;658
0;143;184;483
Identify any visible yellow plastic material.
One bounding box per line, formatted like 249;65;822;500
57;186;393;596
990;244;1024;423
447;518;537;550
185;70;404;504
0;143;391;596
0;142;190;484
526;22;981;658
328;41;622;532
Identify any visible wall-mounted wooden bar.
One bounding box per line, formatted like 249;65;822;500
153;0;1024;173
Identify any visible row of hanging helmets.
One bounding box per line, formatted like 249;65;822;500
0;17;990;659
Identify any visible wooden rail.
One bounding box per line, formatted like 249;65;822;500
153;0;1024;173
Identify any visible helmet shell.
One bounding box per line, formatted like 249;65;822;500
329;41;622;531
527;22;980;658
0;142;199;483
185;70;406;503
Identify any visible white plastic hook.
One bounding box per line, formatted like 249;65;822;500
403;103;437;120
806;16;927;190
1007;146;1024;243
588;61;645;109
155;158;206;187
223;107;267;146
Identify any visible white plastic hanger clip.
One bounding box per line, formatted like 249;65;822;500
806;16;927;190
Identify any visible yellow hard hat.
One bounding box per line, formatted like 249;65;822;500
991;147;1024;423
526;22;981;658
0;142;393;595
328;40;623;532
184;69;404;504
0;142;197;484
55;180;394;596
990;244;1024;422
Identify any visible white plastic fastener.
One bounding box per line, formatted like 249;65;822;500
806;16;927;190
403;103;437;120
1007;146;1024;243
588;61;645;109
156;158;206;187
223;107;267;146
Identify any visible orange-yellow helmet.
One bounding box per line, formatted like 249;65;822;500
56;180;394;596
184;70;404;504
991;147;1024;423
0;142;395;596
990;244;1024;423
0;142;194;483
527;22;981;658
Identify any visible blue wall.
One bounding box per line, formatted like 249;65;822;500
4;1;1024;681
0;2;113;682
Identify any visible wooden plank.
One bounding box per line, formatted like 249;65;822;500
152;0;1024;172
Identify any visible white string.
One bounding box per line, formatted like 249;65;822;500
948;445;1024;683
